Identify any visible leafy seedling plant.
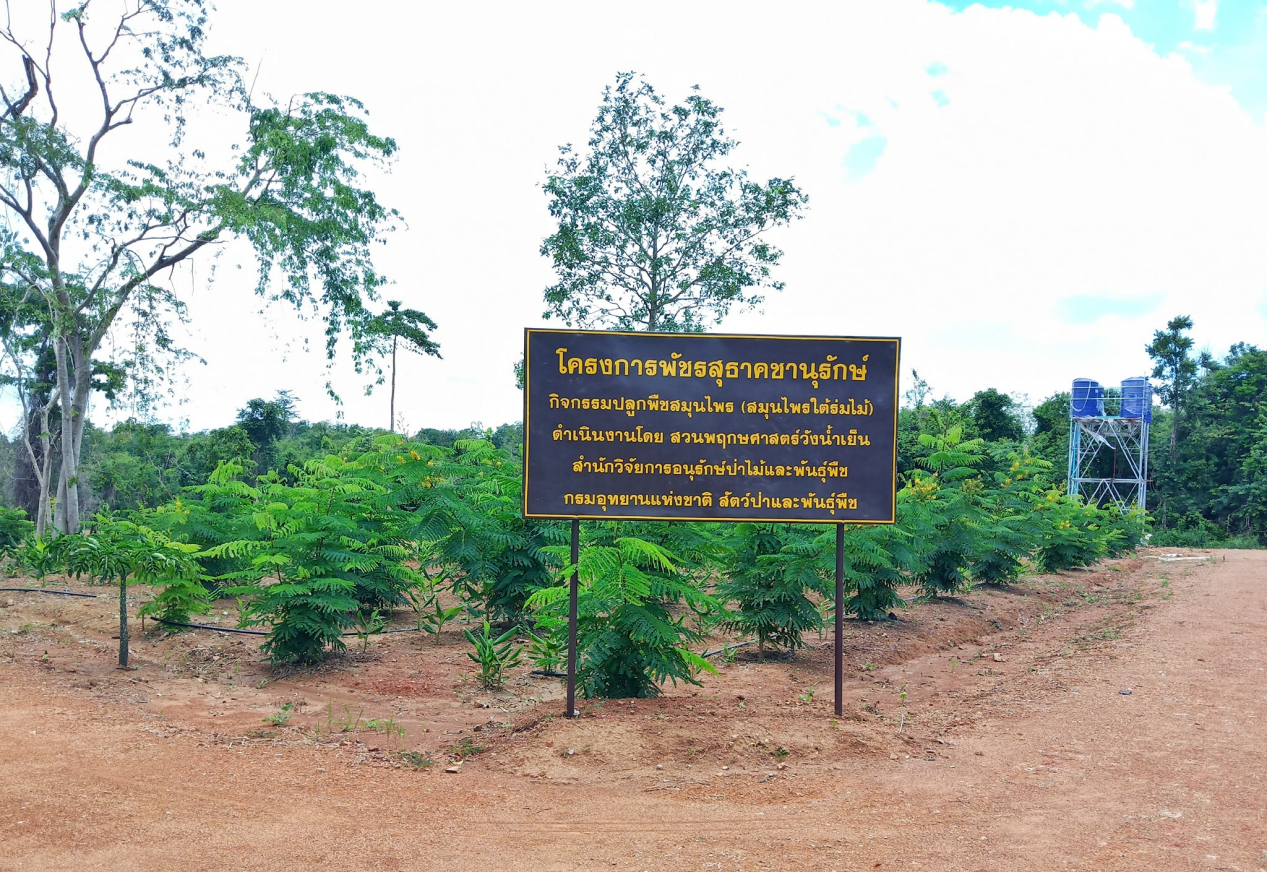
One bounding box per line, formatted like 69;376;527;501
339;705;365;733
365;715;407;746
453;737;487;759
354;608;387;653
396;750;434;770
526;626;566;673
264;703;293;726
464;621;523;688
420;600;463;645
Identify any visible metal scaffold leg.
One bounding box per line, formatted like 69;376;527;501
1067;416;1149;512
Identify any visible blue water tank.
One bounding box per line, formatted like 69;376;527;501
1071;379;1104;417
1120;377;1152;422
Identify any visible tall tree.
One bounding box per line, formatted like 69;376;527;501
236;392;297;447
540;72;807;333
1147;315;1197;463
367;300;440;432
967;388;1024;442
0;0;401;533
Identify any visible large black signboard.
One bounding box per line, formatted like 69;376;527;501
523;329;900;524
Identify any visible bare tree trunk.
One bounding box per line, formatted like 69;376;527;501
1169;398;1180;465
118;576;129;668
35;413;54;538
17;404;54;538
390;335;397;433
52;333;92;534
9;354;57;537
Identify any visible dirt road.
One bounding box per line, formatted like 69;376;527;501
0;550;1263;871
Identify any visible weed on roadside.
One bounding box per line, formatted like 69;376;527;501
452;737;487;759
395;750;434;770
264;703;293;726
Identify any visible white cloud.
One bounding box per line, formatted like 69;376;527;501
1194;0;1218;31
55;0;1267;431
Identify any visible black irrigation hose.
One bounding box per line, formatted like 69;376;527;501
151;617;267;635
0;587;98;598
531;643;756;673
150;616;427;637
702;640;756;659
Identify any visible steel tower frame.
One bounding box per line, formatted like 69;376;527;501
1067;415;1149;511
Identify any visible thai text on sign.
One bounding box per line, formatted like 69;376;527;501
523;329;900;524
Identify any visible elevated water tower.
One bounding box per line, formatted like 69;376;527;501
1067;377;1151;511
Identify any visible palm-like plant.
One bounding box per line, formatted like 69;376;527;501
369;301;441;432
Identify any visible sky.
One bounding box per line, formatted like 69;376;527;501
12;0;1267;433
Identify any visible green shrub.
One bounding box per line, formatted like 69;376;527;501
718;524;823;659
969;450;1052;585
839;523;907;620
13;535;61;581
181;450;421;664
408;440;562;624
463;620;523;688
905;426;988;598
1217;534;1263;549
529;530;717;699
1034;492;1106;572
1101;506;1147;557
59;515;203;664
1149;513;1228;548
0;507;34;556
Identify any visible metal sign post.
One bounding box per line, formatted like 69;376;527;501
835;522;845;717
522;329;900;721
566;518;579;718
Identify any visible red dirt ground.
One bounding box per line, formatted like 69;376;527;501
0;548;1263;871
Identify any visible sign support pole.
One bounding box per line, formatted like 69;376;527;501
834;522;844;718
566;518;579;719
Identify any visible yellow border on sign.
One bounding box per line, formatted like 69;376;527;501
522;328;901;525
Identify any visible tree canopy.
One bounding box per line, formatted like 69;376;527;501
0;0;422;533
540;72;807;333
1146;315;1196;462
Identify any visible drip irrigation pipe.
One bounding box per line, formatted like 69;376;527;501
531;642;757;675
0;587;98;598
702;640;756;659
150;616;427;637
151;618;266;635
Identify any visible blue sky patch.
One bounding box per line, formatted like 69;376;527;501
822;109;874;129
927;61;950;76
1060;292;1164;324
844;136;888;180
932;89;950;107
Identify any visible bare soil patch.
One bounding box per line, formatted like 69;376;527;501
0;548;1263;871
